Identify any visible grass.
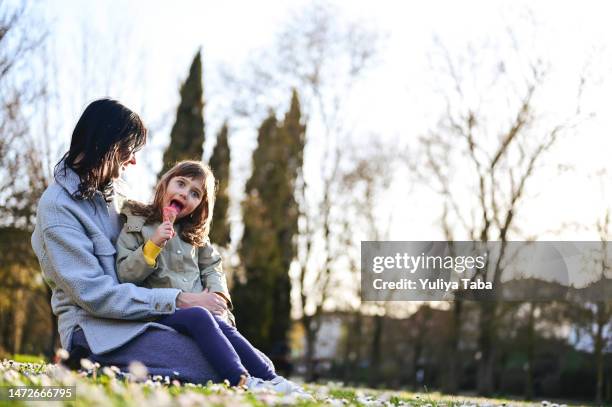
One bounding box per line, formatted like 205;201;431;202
0;358;591;406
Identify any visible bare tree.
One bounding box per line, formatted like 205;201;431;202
337;140;397;386
0;0;52;356
220;2;382;378
569;209;612;404
409;30;592;394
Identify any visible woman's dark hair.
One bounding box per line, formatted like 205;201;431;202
125;161;216;247
56;98;147;200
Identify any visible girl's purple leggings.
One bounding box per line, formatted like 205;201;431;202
158;307;276;385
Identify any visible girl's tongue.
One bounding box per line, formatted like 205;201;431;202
169;200;183;212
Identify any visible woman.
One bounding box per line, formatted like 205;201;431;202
31;98;270;383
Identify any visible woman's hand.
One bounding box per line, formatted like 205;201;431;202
151;221;174;246
176;289;228;316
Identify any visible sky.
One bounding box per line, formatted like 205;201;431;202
22;0;612;248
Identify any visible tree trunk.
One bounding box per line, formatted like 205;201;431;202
477;301;497;396
342;312;362;383
11;288;26;355
443;300;463;393
368;314;384;387
302;315;319;381
525;302;535;400
594;301;605;404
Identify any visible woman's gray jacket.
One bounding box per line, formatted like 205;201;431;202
31;165;181;354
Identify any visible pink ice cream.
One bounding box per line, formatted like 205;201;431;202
162;202;181;223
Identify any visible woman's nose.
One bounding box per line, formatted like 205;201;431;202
128;154;137;165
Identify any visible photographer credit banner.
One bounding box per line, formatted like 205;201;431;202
361;241;611;301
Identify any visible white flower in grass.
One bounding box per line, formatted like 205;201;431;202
150;388;173;407
177;392;207;407
317;387;331;398
109;379;125;395
102;366;116;378
80;358;95;371
128;361;148;381
541;402;550;407
277;393;302;404
3;369;20;382
81;382;108;404
378;392;394;402
39;374;53;386
255;392;281;405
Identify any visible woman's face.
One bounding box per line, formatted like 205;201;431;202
118;151;137;175
108;149;138;180
163;176;204;219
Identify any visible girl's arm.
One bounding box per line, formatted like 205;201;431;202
116;227;160;284
40;224;179;319
198;239;232;308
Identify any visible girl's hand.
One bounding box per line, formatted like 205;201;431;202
151;221;175;246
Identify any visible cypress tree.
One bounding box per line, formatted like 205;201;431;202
158;50;205;179
209;122;231;246
234;91;305;361
233;114;282;351
269;90;305;358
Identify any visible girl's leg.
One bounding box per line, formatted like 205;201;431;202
213;315;276;381
157;307;247;385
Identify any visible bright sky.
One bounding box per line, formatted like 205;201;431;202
26;0;612;247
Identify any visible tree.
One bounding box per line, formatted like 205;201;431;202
336;140;397;386
221;2;381;379
233;91;305;363
233;114;281;351
0;1;54;357
410;33;591;394
566;209;612;404
158;50;205;178
208;122;231;247
270;90;305;361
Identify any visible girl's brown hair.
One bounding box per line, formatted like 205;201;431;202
125;161;216;247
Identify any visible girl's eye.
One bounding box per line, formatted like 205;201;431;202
191;191;200;199
177;180;184;186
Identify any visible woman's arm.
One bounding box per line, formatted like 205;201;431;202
42;224;179;319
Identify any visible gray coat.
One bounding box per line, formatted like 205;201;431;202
31;165;181;354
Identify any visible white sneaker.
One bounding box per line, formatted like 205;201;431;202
267;376;314;400
244;376;269;391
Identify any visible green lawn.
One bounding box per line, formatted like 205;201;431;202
0;358;590;406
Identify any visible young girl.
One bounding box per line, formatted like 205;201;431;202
116;160;308;396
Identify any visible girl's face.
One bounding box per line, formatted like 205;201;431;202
163;176;204;219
